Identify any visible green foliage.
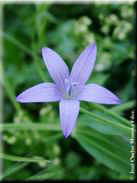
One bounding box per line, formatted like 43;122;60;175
0;2;135;181
79;107;131;139
73;125;130;175
0;162;29;181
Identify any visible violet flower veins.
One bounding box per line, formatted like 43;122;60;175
16;43;121;138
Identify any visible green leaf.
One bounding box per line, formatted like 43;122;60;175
3;77;21;112
110;100;135;112
79;112;131;140
111;42;134;65
27;165;63;180
0;153;50;164
82;104;130;127
0;123;60;131
73;125;130;175
1;32;46;82
80;107;131;139
0;162;28;181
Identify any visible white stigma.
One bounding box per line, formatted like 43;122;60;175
64;79;78;98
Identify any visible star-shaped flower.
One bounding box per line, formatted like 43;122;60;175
16;43;120;138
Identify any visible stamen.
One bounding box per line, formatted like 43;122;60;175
64;78;78;97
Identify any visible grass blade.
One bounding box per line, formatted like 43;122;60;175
109;100;135;112
73;125;130;175
0;153;50;163
0;123;60;131
1;32;46;82
27;165;62;180
0;162;28;181
80;107;131;139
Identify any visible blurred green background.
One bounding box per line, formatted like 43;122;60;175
1;2;136;181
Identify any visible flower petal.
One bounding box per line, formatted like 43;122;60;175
42;48;69;90
16;83;61;103
59;100;80;138
78;84;121;104
70;43;97;85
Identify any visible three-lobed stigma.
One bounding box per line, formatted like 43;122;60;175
64;79;78;98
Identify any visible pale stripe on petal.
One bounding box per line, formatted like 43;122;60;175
70;43;97;85
42;48;69;91
16;83;61;103
59;100;80;138
78;84;121;104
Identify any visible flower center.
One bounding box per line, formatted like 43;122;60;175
64;79;78;99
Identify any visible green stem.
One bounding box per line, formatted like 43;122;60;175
2;32;33;56
4;77;21;112
2;32;46;82
31;44;47;82
0;153;50;163
0;123;60;131
0;162;28;181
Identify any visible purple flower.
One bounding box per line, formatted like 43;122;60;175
16;43;120;138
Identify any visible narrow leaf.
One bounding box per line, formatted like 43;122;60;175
80;107;131;139
110;100;135;112
0;123;60;131
27;165;62;180
0;153;50;163
0;162;28;181
73;125;130;175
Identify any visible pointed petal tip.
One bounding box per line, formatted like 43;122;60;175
41;47;47;54
42;47;55;55
41;47;53;56
93;42;96;46
62;127;71;138
16;95;20;101
64;132;71;139
16;95;23;103
116;98;121;104
90;43;97;49
111;97;121;105
113;95;121;104
64;134;69;139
